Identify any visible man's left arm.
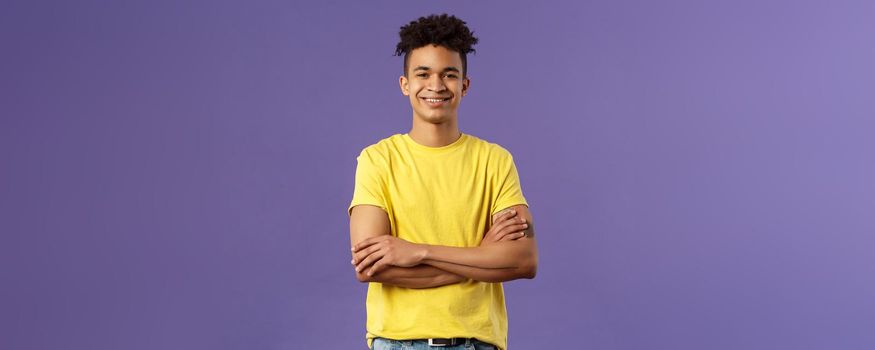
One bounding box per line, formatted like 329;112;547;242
352;204;538;281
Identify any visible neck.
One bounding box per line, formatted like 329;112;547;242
408;115;461;147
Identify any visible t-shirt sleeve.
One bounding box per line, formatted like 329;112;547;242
348;148;388;216
491;153;528;216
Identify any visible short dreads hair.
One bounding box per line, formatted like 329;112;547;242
394;14;479;78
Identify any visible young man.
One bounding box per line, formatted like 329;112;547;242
348;14;538;350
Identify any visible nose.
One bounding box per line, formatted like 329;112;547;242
427;74;447;92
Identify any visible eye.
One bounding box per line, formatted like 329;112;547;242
444;74;458;79
416;73;428;78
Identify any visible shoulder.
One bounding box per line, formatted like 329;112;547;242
356;134;405;163
465;133;515;161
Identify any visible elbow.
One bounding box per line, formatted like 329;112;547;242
355;271;373;283
522;255;538;279
516;239;538;280
506;261;536;282
523;262;537;279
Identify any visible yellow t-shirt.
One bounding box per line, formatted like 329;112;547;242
348;132;528;350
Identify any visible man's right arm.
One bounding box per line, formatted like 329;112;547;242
349;204;467;288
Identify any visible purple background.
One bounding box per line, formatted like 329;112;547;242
2;0;874;349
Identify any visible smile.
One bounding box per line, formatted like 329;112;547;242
421;97;450;103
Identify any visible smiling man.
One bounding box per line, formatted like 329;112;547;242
348;14;538;350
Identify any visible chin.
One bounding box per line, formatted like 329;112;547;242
417;113;452;124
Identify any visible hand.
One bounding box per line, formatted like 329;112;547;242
481;209;529;246
352;235;426;276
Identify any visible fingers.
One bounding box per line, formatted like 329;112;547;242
351;236;383;253
492;215;526;234
488;212;521;236
354;249;385;273
498;230;527;241
485;214;526;242
367;259;388;276
494;221;528;241
352;243;382;265
492;209;518;224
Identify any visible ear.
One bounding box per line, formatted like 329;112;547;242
462;76;470;96
399;75;409;96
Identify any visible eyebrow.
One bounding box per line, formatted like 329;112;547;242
413;66;461;73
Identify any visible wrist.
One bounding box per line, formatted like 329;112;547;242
418;244;431;264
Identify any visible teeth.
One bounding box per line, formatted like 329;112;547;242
425;98;447;103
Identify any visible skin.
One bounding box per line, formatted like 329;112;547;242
350;204;536;286
400;44;469;147
349;44;538;287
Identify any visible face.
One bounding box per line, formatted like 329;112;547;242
399;45;470;124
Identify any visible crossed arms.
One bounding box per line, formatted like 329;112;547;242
349;204;538;288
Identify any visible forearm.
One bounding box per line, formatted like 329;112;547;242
350;204;538;281
425;259;535;283
422;238;537;269
355;264;467;289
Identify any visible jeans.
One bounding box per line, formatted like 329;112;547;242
371;337;498;350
